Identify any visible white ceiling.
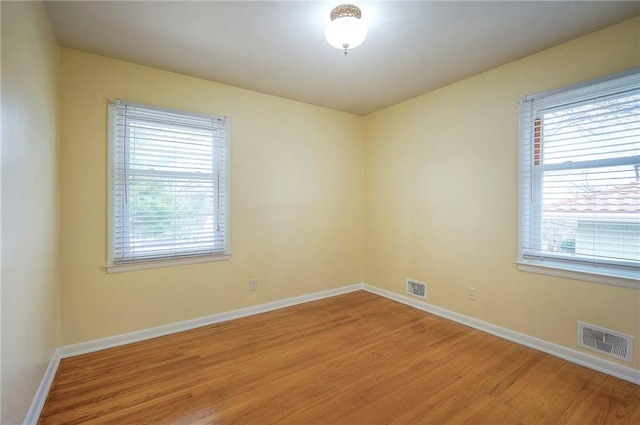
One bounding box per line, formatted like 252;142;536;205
44;1;639;115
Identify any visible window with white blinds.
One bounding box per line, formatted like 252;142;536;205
518;70;639;286
108;100;230;270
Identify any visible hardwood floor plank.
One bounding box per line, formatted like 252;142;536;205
563;375;640;425
39;291;640;424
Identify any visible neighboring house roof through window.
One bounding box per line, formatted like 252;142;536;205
544;181;640;216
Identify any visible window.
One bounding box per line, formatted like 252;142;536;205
518;70;639;288
107;100;230;272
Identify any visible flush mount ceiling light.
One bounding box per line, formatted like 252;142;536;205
325;4;367;55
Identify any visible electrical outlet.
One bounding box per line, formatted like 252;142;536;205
249;278;258;292
467;286;477;301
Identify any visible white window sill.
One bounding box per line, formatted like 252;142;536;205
106;254;231;273
516;260;639;290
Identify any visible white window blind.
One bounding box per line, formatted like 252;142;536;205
108;99;230;268
518;70;639;284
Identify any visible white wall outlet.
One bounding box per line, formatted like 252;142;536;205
467;286;477;301
249;278;258;292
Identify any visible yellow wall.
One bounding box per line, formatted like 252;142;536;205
58;49;365;344
1;1;61;423
364;17;640;370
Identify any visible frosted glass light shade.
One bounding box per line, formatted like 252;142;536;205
325;16;367;52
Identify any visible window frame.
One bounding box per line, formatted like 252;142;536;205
517;69;640;290
106;99;231;273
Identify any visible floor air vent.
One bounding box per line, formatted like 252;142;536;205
577;321;633;363
406;278;427;299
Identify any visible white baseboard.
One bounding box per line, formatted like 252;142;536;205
23;349;61;425
59;283;364;358
361;284;640;386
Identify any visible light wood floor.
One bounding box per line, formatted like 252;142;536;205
40;291;640;424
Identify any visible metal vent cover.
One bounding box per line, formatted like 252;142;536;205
578;321;633;363
406;278;427;299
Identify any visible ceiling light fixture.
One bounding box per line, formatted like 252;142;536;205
325;4;367;55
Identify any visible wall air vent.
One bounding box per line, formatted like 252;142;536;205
577;321;633;363
406;278;427;299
